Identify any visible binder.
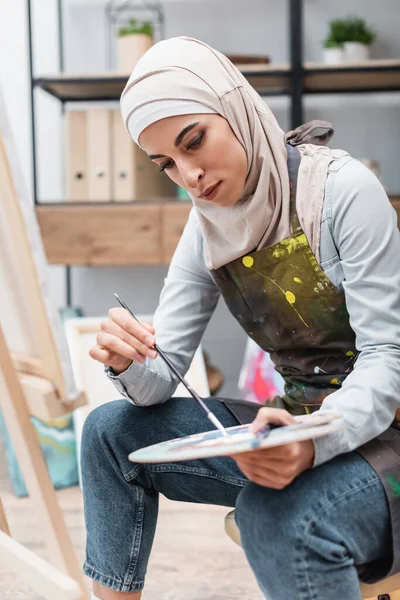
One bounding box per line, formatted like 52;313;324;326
111;108;135;201
86;108;112;202
65;110;88;201
111;109;176;201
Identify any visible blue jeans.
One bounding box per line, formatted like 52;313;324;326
81;398;392;599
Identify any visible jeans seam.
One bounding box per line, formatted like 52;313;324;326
83;562;144;593
84;485;146;591
124;464;141;482
123;484;145;587
144;463;248;487
294;476;380;599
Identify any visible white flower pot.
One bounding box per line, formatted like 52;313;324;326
117;33;154;74
343;42;370;62
322;47;344;65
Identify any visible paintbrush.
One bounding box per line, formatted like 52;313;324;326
114;293;228;437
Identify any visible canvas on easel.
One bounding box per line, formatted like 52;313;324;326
0;86;88;598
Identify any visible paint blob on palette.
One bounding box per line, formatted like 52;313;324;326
129;412;344;463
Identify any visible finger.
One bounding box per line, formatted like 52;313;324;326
236;463;292;489
96;332;147;363
249;407;297;434
89;345;113;365
235;455;298;479
142;322;155;335
231;443;301;463
246;472;290;490
101;318;157;359
108;308;156;347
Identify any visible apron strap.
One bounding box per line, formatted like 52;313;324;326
286;144;303;236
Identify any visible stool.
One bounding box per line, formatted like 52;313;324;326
225;510;400;600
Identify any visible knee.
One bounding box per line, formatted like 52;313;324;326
235;482;300;551
236;481;352;569
81;400;136;461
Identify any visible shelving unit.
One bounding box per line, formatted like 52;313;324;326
34;65;292;101
27;0;400;303
34;59;400;102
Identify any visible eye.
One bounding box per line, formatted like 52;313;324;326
186;131;204;150
159;160;175;172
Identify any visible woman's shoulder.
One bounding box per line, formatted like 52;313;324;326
326;154;391;218
327;154;386;197
324;153;396;251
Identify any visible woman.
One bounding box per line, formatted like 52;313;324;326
82;37;400;600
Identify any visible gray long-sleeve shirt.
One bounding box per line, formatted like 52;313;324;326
107;155;400;467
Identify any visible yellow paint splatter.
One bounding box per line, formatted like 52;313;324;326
242;256;254;268
330;377;339;385
346;351;354;357
293;277;302;284
240;260;309;328
285;291;296;305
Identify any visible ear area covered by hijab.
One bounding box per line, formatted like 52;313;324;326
121;36;348;269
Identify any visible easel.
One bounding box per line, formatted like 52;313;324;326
0;88;88;598
0;494;83;600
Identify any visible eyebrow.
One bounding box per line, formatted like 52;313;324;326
148;121;200;160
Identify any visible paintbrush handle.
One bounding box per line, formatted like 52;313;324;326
154;344;210;411
113;294;227;435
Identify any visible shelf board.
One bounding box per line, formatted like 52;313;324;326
35;200;192;266
34;65;291;101
304;59;400;94
34;60;400;102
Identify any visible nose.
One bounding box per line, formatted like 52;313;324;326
179;160;204;191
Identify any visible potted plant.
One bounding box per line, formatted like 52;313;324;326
323;36;344;65
117;19;154;73
342;17;376;61
323;17;376;64
323;19;347;64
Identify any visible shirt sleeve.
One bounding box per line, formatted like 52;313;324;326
106;208;220;406
313;159;400;467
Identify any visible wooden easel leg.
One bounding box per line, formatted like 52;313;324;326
0;326;88;599
0;530;85;600
0;495;10;535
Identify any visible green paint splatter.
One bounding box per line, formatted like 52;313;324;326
385;474;400;497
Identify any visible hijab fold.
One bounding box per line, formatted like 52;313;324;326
121;37;348;269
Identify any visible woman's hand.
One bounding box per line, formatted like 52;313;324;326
230;407;315;489
89;308;157;374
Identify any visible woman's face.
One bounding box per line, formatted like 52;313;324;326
139;114;248;207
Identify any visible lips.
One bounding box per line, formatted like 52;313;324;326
199;181;221;199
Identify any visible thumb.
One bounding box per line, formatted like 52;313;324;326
249;407;297;434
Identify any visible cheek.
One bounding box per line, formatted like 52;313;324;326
219;139;247;177
162;167;182;188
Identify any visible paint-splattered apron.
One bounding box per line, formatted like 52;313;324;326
211;144;400;581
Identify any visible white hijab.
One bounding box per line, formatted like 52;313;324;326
121;36;347;269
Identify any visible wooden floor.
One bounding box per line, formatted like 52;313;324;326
0;433;263;600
